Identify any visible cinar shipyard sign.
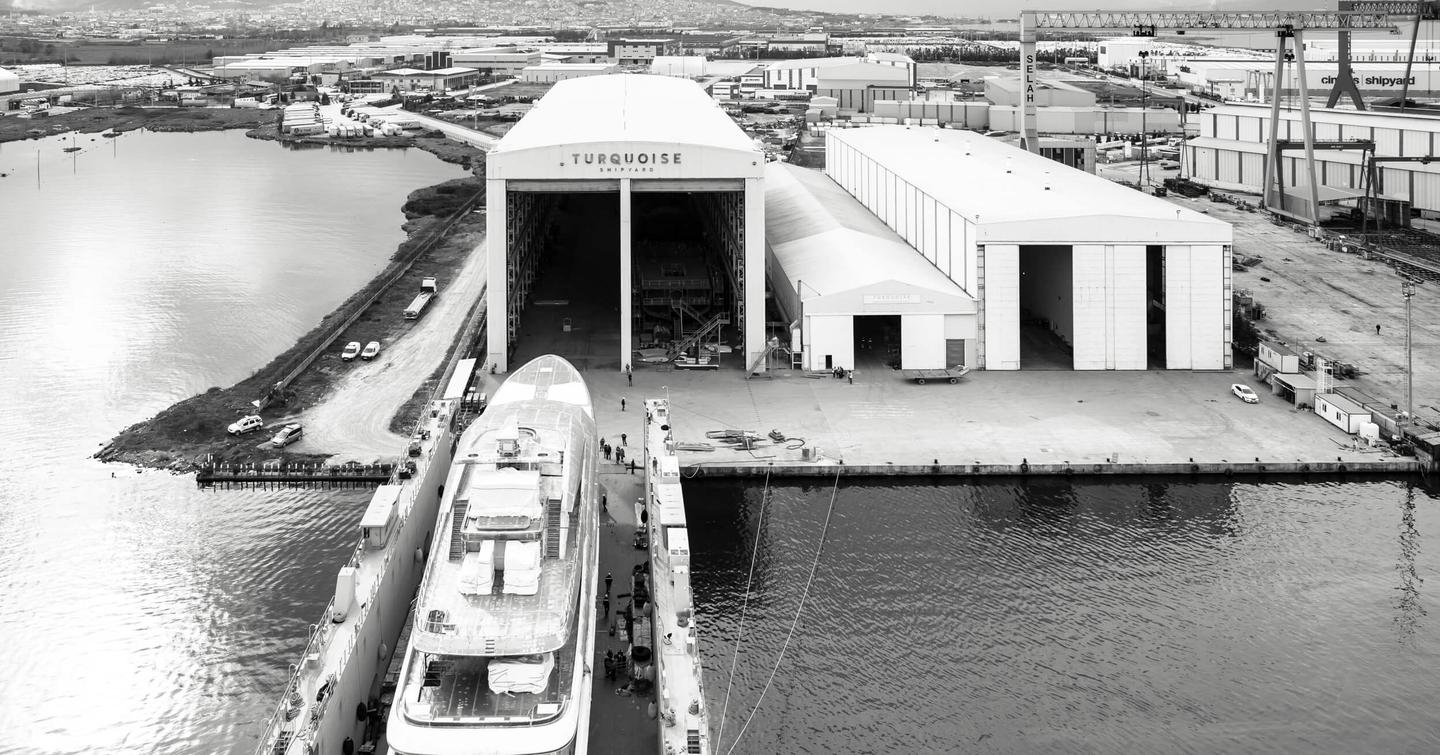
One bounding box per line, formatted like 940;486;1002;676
567;151;684;173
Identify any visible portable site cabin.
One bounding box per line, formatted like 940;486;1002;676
1315;393;1369;434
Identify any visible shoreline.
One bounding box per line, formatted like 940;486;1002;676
83;107;487;472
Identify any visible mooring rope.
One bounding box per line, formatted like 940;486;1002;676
715;467;771;750
722;465;842;755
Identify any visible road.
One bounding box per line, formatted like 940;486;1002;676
299;235;489;462
399;111;500;152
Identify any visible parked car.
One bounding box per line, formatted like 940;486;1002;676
271;423;304;447
1231;384;1259;403
361;341;381;360
341;341;362;361
226;415;264;436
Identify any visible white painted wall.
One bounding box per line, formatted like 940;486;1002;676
900;314;946;369
1188;244;1227;370
1164;243;1229;369
806;315;854;370
1073;244;1148;370
983;244;1020;370
1112;244;1148;370
1164;244;1193;369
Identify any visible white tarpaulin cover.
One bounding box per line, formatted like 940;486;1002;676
458;541;495;596
502;540;542;596
488;653;554;695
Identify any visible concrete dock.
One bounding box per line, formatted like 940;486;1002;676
575;366;1418;478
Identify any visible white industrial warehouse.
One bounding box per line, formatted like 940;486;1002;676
485;74;766;374
1186;103;1440;217
817;126;1235;371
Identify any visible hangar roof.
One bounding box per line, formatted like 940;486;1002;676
829;126;1231;244
494;74;756;154
765;162;976;311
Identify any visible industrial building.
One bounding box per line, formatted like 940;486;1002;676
451;47;542;77
765;162;979;371
520;62;619;84
370;66;480;92
1185;103;1440;218
821;126;1234;371
0;67;19;95
485;75;765;374
764;53;917;91
607;39;677;66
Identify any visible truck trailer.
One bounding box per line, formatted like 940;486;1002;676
403;276;438;320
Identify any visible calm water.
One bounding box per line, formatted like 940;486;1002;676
690;478;1440;755
0;129;463;754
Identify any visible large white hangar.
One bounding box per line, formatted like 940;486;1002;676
484;74;766;374
825;126;1235;371
764;161;979;373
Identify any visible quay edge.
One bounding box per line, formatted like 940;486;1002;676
680;459;1423;477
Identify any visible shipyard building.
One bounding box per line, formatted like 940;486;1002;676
484;76;1232;376
485;74;766;374
798;127;1234;371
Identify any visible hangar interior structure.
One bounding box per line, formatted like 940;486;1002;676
484;74;766;374
814;126;1236;371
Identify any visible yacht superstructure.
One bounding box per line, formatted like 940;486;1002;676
387;355;598;755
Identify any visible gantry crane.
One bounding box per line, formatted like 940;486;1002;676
1018;4;1438;225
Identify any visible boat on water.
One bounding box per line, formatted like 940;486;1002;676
387;354;599;755
254;398;459;755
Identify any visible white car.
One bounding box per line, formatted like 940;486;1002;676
361;341;381;360
271;423;304;447
226;415;264;436
1231;384;1259;403
341;341;362;361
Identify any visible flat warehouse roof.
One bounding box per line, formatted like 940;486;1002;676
830;126;1231;245
494;74;756;154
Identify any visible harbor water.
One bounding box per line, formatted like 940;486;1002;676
689;477;1440;755
0;129;463;754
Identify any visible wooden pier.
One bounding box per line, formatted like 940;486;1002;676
196;461;396;489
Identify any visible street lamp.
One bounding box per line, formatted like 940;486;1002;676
1402;277;1420;434
1138;50;1149;188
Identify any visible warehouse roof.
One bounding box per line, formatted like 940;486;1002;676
829;126;1231;243
765;162;977;309
494;74;757;154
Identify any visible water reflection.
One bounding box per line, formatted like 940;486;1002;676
690;478;1440;754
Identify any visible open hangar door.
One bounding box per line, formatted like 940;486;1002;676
1018;245;1075;370
505;189;620;371
500;184;749;373
633;187;746;371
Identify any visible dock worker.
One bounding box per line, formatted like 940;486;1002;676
621;433;627;447
605;572;613;595
621;397;627;411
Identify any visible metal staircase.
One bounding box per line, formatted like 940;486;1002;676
544;499;562;558
746;340;796;377
447;502;468;561
666;311;730;360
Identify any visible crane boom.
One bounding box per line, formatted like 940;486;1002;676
1027;10;1402;30
1018;5;1432;225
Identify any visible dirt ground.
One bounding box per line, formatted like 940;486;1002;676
1101;160;1440;428
0;106;279;143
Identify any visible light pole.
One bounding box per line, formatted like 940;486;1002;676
1138;50;1149;188
1402;277;1418;434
